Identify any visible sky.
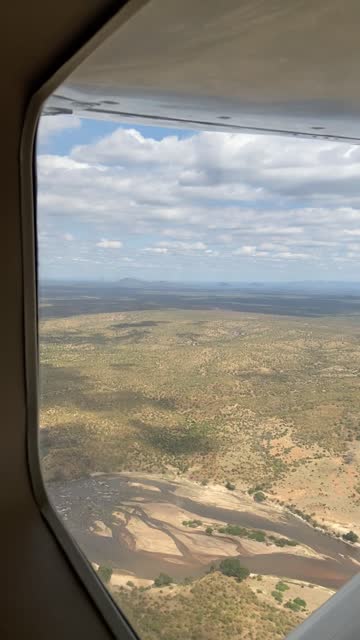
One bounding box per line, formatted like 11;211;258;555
37;114;360;282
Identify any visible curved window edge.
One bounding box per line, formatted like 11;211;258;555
19;2;148;639
19;2;360;639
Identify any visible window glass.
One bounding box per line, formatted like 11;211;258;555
37;114;360;640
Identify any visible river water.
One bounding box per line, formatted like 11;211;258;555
49;473;360;590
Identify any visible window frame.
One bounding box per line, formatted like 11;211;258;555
20;2;148;639
20;1;360;638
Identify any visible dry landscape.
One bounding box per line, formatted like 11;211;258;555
39;282;360;639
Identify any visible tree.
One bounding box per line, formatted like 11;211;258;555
275;581;289;592
219;558;250;582
342;530;359;543
225;481;236;491
293;597;306;608
97;565;113;584
253;491;266;503
154;573;173;587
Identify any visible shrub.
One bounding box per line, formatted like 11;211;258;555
97;565;113;584
182;519;202;528
248;484;266;495
276;581;289;592
253;491;266;503
154;573;173;587
285;539;298;546
205;526;213;536
248;530;266;542
293;598;306;608
342;530;359;543
221;524;247;536
126;580;135;588
284;601;301;612
219;558;250;582
272;590;283;603
225;481;236;491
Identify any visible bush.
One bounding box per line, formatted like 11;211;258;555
253;491;266;503
219;524;265;542
274;537;298;547
221;524;247;536
126;580;135;588
248;530;266;542
219;558;250;582
342;530;359;543
276;581;289;592
272;590;283;603
205;526;213;536
293;597;306;608
225;481;236;491
97;565;113;584
154;573;173;587
182;519;202;528
248;484;266;495
285;601;300;612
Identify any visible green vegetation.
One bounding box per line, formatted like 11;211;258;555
253;491;266;503
342;531;359;543
97;566;112;584
154;573;173;587
293;598;307;608
114;573;302;640
38;286;360;640
40;296;360;516
218;524;266;542
218;558;250;582
182;519;203;528
217;524;297;548
248;484;267;495
269;536;298;548
285;598;307;612
272;590;283;603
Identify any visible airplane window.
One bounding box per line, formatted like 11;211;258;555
37;112;360;640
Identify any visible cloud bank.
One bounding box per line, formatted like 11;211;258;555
37;117;360;281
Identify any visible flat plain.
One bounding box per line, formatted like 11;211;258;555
39;282;360;639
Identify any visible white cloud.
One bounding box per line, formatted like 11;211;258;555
63;233;74;241
37;124;360;280
144;247;168;254
38;115;81;144
157;241;207;251
233;246;257;256
96;239;123;249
